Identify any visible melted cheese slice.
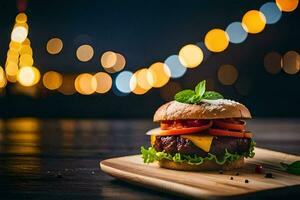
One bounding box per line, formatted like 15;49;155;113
181;135;214;152
150;135;156;146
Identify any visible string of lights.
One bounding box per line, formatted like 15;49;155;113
0;0;299;96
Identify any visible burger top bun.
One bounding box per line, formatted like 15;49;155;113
153;99;251;122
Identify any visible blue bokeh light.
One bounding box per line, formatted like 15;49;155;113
164;55;187;78
226;22;248;44
115;71;133;94
260;2;282;24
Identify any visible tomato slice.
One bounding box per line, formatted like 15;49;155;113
160;119;209;130
213;119;246;131
209;128;252;138
147;121;212;136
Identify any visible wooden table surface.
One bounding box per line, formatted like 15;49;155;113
0;118;299;200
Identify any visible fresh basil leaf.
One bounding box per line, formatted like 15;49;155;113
203;91;224;100
174;90;195;103
189;95;201;104
195;80;206;97
281;161;300;175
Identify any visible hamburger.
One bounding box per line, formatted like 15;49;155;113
141;80;255;171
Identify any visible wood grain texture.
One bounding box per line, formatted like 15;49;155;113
100;148;300;199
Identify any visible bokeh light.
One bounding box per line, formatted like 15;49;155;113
15;13;27;23
130;68;152;95
282;51;299;75
6;75;17;83
242;10;266;34
204;29;229;52
264;52;282;74
17;66;40;87
218;64;239;85
226;22;248;44
101;51;126;73
19;54;33;66
9;41;22;51
11;26;28;43
22;38;31;46
179;44;203;68
0;67;7;88
130;68;148;95
76;44;94;62
46;38;63;55
58;75;76;95
94;72;112;94
147;62;170;88
5;63;19;76
137;68;152;90
164;55;186;78
43;71;63;90
75;73;97;95
101;51;117;68
276;0;298;12
115;71;133;94
160;81;182;101
260;2;282;24
20;45;33;55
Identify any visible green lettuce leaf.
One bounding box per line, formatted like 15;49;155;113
141;140;256;165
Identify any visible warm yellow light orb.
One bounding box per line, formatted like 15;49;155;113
20;45;33;55
17;66;40;87
242;10;266;34
7;50;19;64
5;63;19;76
43;71;63;90
101;51;118;69
11;26;28;43
19;54;34;66
179;44;203;68
147;62;170;88
276;0;298;12
15;22;28;30
15;13;27;23
0;67;7;88
9;41;22;51
94;72;112;94
137;68;152;90
6;75;17;83
204;29;229;52
22;38;31;46
76;45;94;62
130;70;149;95
75;73;97;95
101;51;126;73
46;38;63;55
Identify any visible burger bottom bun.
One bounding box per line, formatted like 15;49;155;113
158;158;245;171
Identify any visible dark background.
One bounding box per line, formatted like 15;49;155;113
0;0;299;118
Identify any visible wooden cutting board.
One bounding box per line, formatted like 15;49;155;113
100;148;300;199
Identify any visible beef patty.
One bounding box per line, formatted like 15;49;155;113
154;135;251;157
